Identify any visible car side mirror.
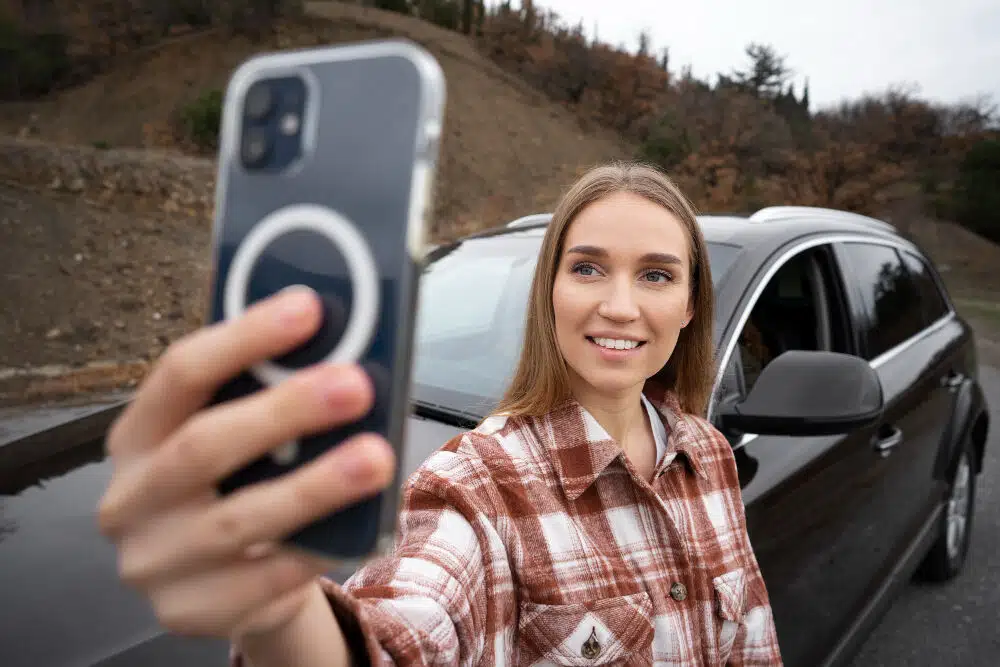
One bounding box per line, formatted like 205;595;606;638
718;350;884;437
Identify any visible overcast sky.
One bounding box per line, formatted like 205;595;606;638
523;0;999;111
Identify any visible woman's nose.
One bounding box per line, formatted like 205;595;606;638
597;278;640;322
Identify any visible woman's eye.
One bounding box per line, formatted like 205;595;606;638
572;262;599;276
644;270;672;283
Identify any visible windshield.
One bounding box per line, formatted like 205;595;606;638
410;235;742;417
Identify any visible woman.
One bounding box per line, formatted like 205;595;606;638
98;161;783;666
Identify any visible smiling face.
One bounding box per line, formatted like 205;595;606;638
551;190;695;401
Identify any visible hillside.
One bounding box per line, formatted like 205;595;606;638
0;2;634;405
0;1;998;406
0;1;632;239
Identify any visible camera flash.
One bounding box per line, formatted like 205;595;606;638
280;113;300;135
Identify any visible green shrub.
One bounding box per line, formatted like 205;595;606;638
375;0;413;13
179;89;224;150
0;18;70;99
952;138;1000;244
640;111;696;170
417;0;461;31
172;0;213;27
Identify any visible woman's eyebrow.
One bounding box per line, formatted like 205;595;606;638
565;244;607;258
566;245;683;265
641;252;683;266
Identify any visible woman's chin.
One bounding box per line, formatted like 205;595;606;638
574;369;649;398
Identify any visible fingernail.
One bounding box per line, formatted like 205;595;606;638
340;439;384;482
277;285;317;322
341;451;374;482
317;365;364;405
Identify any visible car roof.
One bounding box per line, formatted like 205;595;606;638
463;206;905;253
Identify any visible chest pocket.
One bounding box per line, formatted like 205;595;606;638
517;591;654;666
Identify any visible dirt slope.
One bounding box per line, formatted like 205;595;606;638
0;1;632;238
0;2;634;405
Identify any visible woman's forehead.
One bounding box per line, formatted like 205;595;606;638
562;194;690;258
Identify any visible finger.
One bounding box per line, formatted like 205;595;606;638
115;434;394;580
146;552;324;637
98;362;374;535
106;285;323;463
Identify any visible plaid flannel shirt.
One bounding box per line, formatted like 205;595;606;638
232;381;783;666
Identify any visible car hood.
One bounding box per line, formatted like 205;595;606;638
0;410;466;667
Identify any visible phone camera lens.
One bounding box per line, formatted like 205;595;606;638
241;128;271;167
245;82;274;121
280;112;301;136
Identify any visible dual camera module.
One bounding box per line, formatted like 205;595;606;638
240;76;307;171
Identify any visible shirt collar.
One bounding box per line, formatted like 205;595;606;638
540;380;709;501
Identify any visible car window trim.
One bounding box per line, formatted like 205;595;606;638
707;233;957;424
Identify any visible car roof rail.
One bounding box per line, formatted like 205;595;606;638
749;206;896;233
506;213;553;228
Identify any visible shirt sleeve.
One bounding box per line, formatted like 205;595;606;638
230;449;514;667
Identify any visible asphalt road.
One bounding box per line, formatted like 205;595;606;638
849;364;1000;666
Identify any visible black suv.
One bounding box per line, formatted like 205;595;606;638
414;205;990;666
0;205;990;667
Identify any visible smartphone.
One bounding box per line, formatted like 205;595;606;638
205;40;446;566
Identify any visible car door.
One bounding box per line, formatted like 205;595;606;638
833;241;961;578
712;240;891;667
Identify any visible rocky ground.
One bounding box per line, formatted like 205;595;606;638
0;182;209;405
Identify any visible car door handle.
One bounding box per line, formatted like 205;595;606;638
873;426;903;458
941;370;965;389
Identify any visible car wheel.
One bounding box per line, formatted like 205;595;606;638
915;435;976;582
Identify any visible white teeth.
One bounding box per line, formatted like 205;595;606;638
593;337;639;350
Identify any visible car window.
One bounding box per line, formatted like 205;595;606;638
837;242;925;361
900;250;951;327
411;237;538;414
411;235;743;415
736;244;852;396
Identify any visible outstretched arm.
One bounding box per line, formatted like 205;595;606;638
233;449;515;667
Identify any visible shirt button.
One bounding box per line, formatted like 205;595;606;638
670;582;688;601
581;628;602;659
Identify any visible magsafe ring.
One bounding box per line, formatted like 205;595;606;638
223;203;380;387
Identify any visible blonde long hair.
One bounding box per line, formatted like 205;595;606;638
494;161;716;417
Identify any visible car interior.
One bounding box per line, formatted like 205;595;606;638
737;246;850;394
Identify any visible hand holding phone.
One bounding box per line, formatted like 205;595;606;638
97;38;445;642
97;287;395;640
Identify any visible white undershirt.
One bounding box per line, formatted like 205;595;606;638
640;393;669;466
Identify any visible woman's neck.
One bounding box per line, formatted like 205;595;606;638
572;381;647;446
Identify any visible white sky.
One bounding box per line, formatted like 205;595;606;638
516;0;999;111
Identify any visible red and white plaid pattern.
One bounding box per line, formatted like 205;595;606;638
232;381;783;666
